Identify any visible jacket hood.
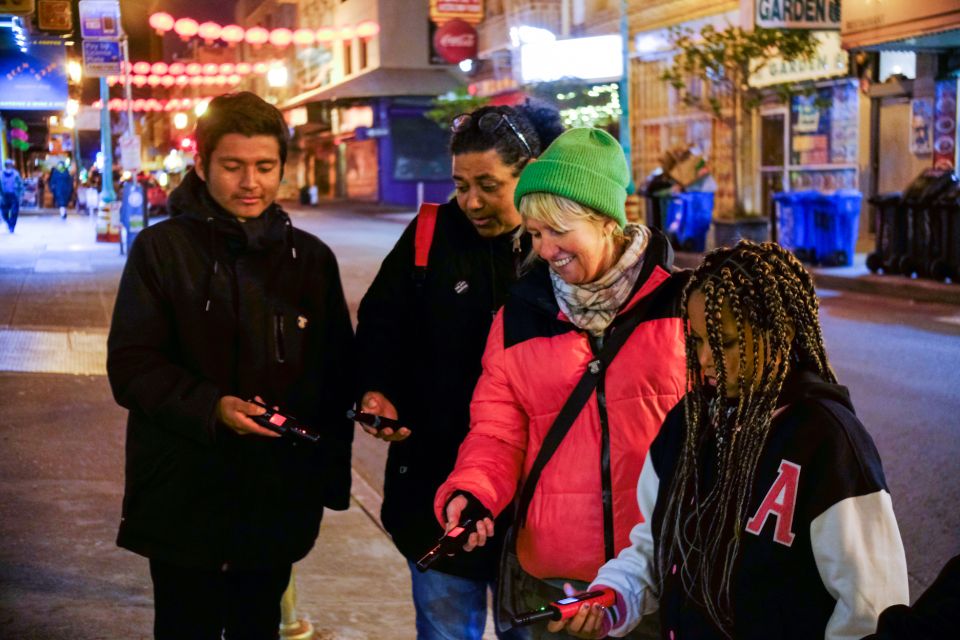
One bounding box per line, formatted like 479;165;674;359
777;365;854;413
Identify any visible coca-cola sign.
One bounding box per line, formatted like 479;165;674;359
432;19;477;64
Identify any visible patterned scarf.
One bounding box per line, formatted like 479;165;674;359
551;224;650;336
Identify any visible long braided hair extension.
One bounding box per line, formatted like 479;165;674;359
656;241;836;637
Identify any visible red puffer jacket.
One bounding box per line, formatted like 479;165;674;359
435;232;688;582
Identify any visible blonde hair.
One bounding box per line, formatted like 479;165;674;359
519;192;625;271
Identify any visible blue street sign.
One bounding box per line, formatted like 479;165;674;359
81;39;122;76
78;0;121;40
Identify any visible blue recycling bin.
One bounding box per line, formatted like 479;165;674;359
811;190;862;267
664;192;714;252
773;191;820;262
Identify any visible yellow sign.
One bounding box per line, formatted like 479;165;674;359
430;0;483;25
0;0;34;17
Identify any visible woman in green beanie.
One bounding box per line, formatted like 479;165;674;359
436;128;689;639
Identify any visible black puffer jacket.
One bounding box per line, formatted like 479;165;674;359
355;198;529;579
107;170;354;569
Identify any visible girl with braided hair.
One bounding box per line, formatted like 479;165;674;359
552;241;909;639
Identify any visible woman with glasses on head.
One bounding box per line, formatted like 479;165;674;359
354;102;564;640
434;128;689;639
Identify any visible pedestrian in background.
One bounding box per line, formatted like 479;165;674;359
436;128;687;639
353;101;563;640
1;159;23;233
49;161;73;219
107;92;355;640
553;241;908;639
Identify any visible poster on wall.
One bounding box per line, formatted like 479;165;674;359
910;98;933;155
830;81;858;163
932;80;957;170
791;87;832;165
0;39;68;110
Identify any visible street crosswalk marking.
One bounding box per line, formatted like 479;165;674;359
0;329;106;375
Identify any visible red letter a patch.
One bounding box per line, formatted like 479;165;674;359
745;460;800;547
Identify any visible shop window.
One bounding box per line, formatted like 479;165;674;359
879;52;916;82
343;40;353;76
390;116;451;181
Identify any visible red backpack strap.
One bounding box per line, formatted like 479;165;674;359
414;202;440;273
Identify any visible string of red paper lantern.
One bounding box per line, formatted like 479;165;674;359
148;12;380;46
92;98;219;112
106;74;244;88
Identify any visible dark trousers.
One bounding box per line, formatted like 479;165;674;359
149;559;291;640
1;192;18;231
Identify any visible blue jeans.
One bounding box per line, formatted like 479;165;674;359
1;192;18;231
408;559;530;640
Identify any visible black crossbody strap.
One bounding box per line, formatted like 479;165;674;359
514;301;651;528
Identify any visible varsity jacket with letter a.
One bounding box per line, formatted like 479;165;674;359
593;367;909;639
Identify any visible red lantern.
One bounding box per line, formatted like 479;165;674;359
147;99;162;111
174;18;199;40
164;100;175;111
219;63;235;75
186;62;202;76
198;21;222;42
133;99;146;111
203;76;216;86
133;61;151;75
221;24;244;44
269;28;293;48
339;25;355;40
293;28;315;46
236;62;252;75
253;62;268;74
228;74;241;84
161;76;176;87
203;63;219;76
214;75;227;86
190;76;204;86
356;21;380;39
245;27;269;46
151;62;169;75
106;75;118;86
168;62;185;76
176;75;189;86
149;12;174;35
315;27;335;43
148;75;162;87
133;75;148;87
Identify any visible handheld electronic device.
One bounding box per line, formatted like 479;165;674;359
512;588;617;627
248;400;320;444
415;500;491;572
346;409;404;432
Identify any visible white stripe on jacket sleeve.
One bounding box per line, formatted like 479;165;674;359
591;452;661;637
811;490;909;640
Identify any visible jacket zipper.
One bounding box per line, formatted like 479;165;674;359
591;336;616;561
274;312;286;363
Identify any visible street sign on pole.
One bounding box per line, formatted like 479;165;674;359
119;132;141;172
81;40;122;76
78;0;121;40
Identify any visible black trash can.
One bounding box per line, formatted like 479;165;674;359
642;173;677;233
931;182;960;282
866;192;903;273
899;170;957;278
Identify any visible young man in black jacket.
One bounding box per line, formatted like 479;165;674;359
107;92;354;639
354;104;562;640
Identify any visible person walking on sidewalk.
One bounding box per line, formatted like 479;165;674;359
434;128;688;640
49;161;74;219
107;92;355;640
353;102;563;640
1;159;23;232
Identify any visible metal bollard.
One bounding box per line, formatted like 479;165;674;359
279;567;315;639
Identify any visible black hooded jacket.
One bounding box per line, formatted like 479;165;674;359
355;198;530;579
107;170;355;569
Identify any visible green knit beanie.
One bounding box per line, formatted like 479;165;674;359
514;127;629;228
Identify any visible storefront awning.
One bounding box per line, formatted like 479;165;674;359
842;0;960;51
280;68;463;110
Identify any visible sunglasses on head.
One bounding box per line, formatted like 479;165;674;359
451;111;533;158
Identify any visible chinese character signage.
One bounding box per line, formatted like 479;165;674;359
0;39;68;110
756;0;840;30
38;0;73;32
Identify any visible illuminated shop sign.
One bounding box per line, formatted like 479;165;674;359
756;0;840;30
750;31;847;87
520;35;623;84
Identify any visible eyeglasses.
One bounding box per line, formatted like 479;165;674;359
451;112;533;158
